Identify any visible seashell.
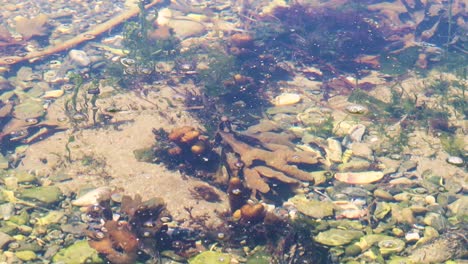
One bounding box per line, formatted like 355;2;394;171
61;84;74;91
72;113;87;121
43;70;58;83
42;89;64;99
49;60;62;69
345;104;368;114
446;156;463;166
334;171;384;184
273;93;301;106
72;187;112;207
120;57;136;67
69;49;91;67
25;117;39;125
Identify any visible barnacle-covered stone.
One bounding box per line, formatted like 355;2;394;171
407;232;466;263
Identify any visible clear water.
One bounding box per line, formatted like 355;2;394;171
0;0;466;263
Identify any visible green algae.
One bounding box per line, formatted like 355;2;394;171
20;186;63;205
52;240;103;264
189;251;231;264
314;228;364;246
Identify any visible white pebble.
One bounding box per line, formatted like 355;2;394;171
405;232;420;242
446;156;463;166
69;49;91;67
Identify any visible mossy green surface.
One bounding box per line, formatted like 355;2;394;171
52;240;103;264
188;251;231;264
20;186;63;205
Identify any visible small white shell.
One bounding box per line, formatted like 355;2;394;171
345;104;368;114
69;49;91;67
446;156;463;166
72;187;112;207
273;93;301;106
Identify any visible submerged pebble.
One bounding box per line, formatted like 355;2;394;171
69;49;91;66
72;187;112;207
273;93;301;106
446;156;463;166
334;171;384;184
345;104;368;114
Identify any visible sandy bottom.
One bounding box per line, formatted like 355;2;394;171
18;84;229;226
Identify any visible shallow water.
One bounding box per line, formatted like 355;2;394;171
0;0;466;263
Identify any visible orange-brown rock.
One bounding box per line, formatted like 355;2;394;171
233;74;254;85
230;33;254;47
180;130;200;144
240;203;265;223
167;146;182;156
190;141;206;154
227;177;248;212
232;209;242;221
168;126;195;141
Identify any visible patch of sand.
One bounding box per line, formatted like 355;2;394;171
18;85;229;227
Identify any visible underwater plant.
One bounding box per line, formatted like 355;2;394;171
252;3;386;74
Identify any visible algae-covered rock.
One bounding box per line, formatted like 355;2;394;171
12;99;44;119
327;219;364;230
0;231;13;249
246;249;271;264
289;195;334;219
314;228;364;246
189;251;231;264
0;153;8;169
407;232;465;263
15;250;37;261
20;186;63;204
447;196;468;219
353;234;405;255
374;202;391;219
423;212;448;232
310;170;329;185
8;210;29;225
14;171;37;183
52;240;103;264
378;237;405;255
